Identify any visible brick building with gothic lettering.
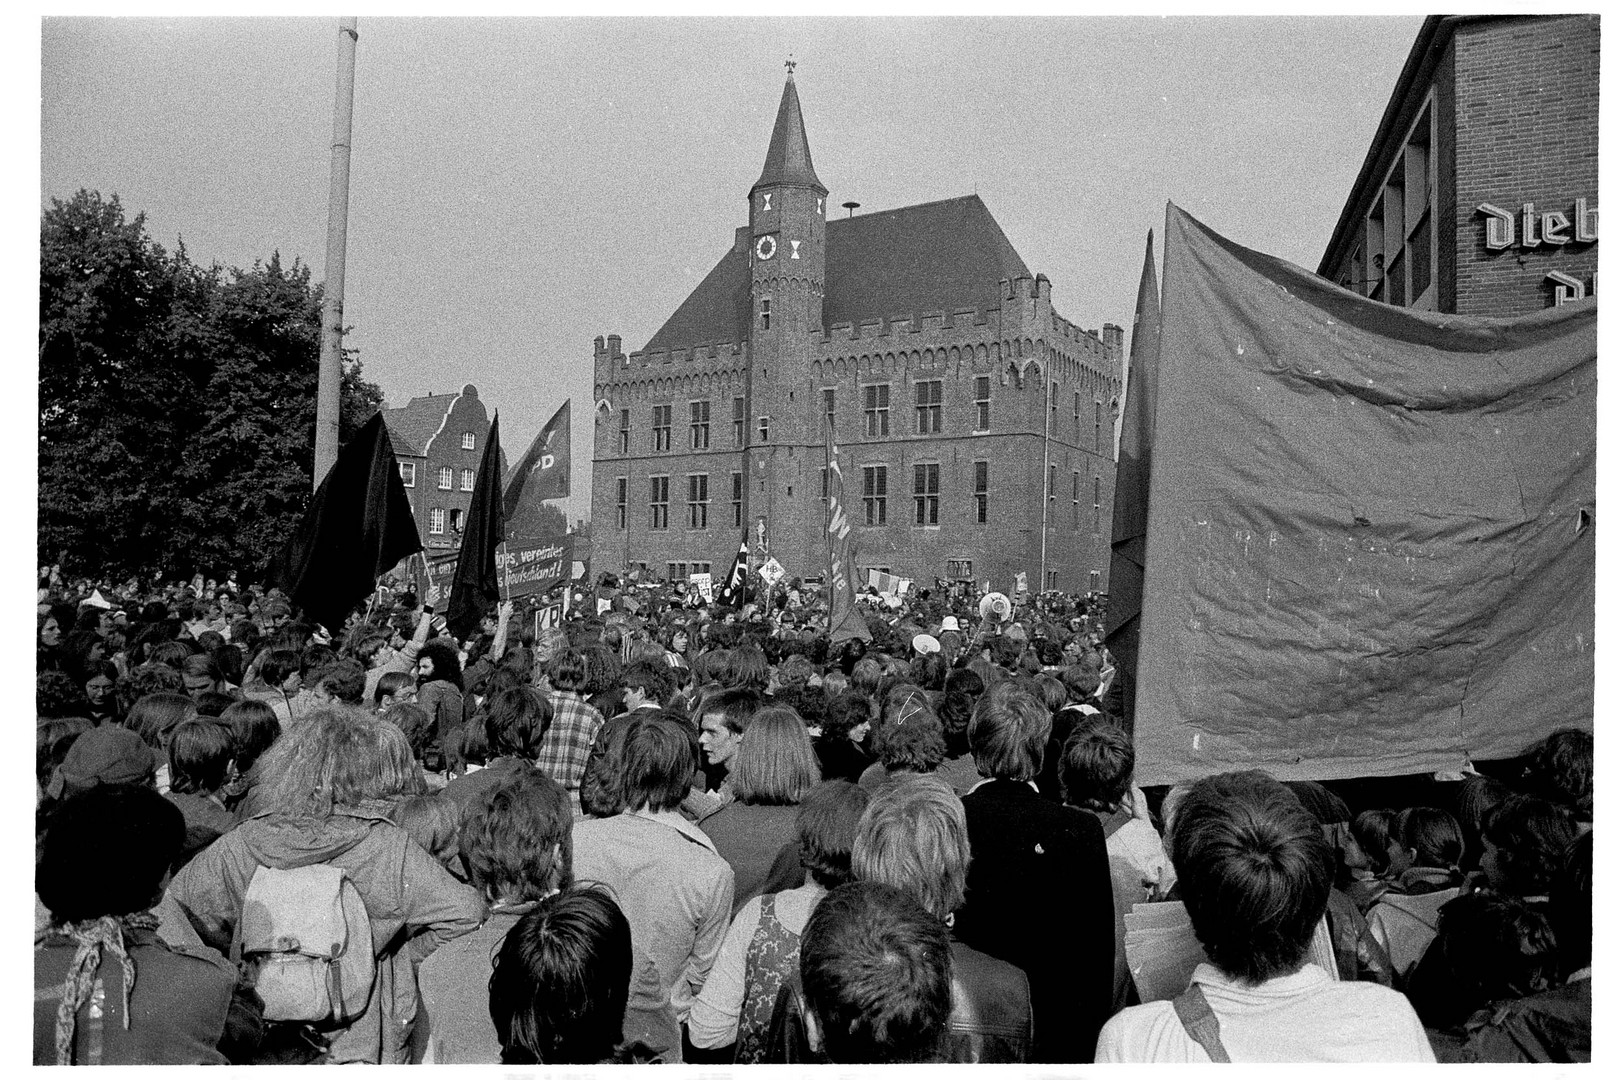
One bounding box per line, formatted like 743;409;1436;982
1319;14;1598;314
590;73;1124;594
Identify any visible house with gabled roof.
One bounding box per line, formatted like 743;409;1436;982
380;383;493;553
591;72;1125;595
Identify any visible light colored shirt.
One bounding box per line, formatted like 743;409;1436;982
687;882;825;1049
572;809;735;1027
1095;962;1436;1063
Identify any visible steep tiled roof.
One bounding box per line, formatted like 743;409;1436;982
379;394;456;457
643;242;753;354
640;194;1030;355
823;195;1030;329
752;76;826;196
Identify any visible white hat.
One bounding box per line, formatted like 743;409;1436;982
82;589;114;610
939;615;961;632
912;633;941;655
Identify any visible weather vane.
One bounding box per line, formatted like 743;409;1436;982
785;55;796;76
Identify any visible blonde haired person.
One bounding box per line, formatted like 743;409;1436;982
166;706;485;1063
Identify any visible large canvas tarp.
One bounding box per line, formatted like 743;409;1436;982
1133;205;1595;785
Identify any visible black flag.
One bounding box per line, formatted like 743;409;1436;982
715;538;749;608
273;412;422;631
1104;231;1161;735
447;412;507;640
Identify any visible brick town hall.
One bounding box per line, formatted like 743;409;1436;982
591;69;1124;595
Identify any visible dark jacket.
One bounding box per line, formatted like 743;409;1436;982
168;803;486;1063
956;778;1114;1063
1430;979;1590;1063
764;940;1034;1063
34;926;237;1065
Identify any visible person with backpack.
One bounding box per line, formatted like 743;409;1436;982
167;706;485;1063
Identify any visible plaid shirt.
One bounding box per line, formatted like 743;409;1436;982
538;689;605;802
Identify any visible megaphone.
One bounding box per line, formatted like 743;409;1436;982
979;592;1011;623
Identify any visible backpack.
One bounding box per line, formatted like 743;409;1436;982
238;863;376;1025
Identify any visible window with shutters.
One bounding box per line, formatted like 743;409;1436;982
862;465;887;525
912;463;940;525
863;384;890;437
690;400;710;450
651;405;672;452
687;473;709;528
914;380;943;434
649;475;670;529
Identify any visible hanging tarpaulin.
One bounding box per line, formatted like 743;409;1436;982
1134;203;1594;785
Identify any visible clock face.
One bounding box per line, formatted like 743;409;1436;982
755;234;778;261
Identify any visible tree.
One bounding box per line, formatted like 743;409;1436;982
39;190;384;579
39;191;207;575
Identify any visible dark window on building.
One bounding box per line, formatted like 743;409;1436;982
823;387;836;430
913;463;939;525
652;405;672;453
616;477;627;530
687;473;709;528
618;408;630;454
449;508;462;533
759;415;770;442
1409;210;1432;301
731;471;743;527
1095;400;1103;453
733;396;745;446
649;475;669;529
1072;471;1081;527
974;376;991;430
1093;475;1102;533
862;465;887;525
690;400;710;450
914;380;943;434
974;461;988;523
863;384;890;437
760;297;771;330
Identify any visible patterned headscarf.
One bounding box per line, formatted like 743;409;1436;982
38;910;161;1065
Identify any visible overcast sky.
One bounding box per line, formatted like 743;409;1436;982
40;14;1426;521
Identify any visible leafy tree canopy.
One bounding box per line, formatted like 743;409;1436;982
40;190;385;579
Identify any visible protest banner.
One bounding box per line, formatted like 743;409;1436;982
494;535;572;599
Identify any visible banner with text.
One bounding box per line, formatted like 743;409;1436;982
495;535;573;600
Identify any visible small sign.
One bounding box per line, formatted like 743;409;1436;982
689;572;714;603
759;557;786;587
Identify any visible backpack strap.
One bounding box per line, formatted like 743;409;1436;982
1171;983;1230;1063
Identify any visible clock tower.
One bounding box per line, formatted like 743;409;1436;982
748;64;827;341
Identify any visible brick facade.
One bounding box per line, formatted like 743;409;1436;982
591;76;1123;594
380;383;493;555
1320;15;1599;317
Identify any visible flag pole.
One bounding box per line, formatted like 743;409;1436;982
313;17;358;490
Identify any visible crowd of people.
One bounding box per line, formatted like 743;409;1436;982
34;565;1593;1064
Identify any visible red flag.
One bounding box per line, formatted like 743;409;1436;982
504;400;570;537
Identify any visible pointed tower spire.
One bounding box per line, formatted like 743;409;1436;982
751;67;826;196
